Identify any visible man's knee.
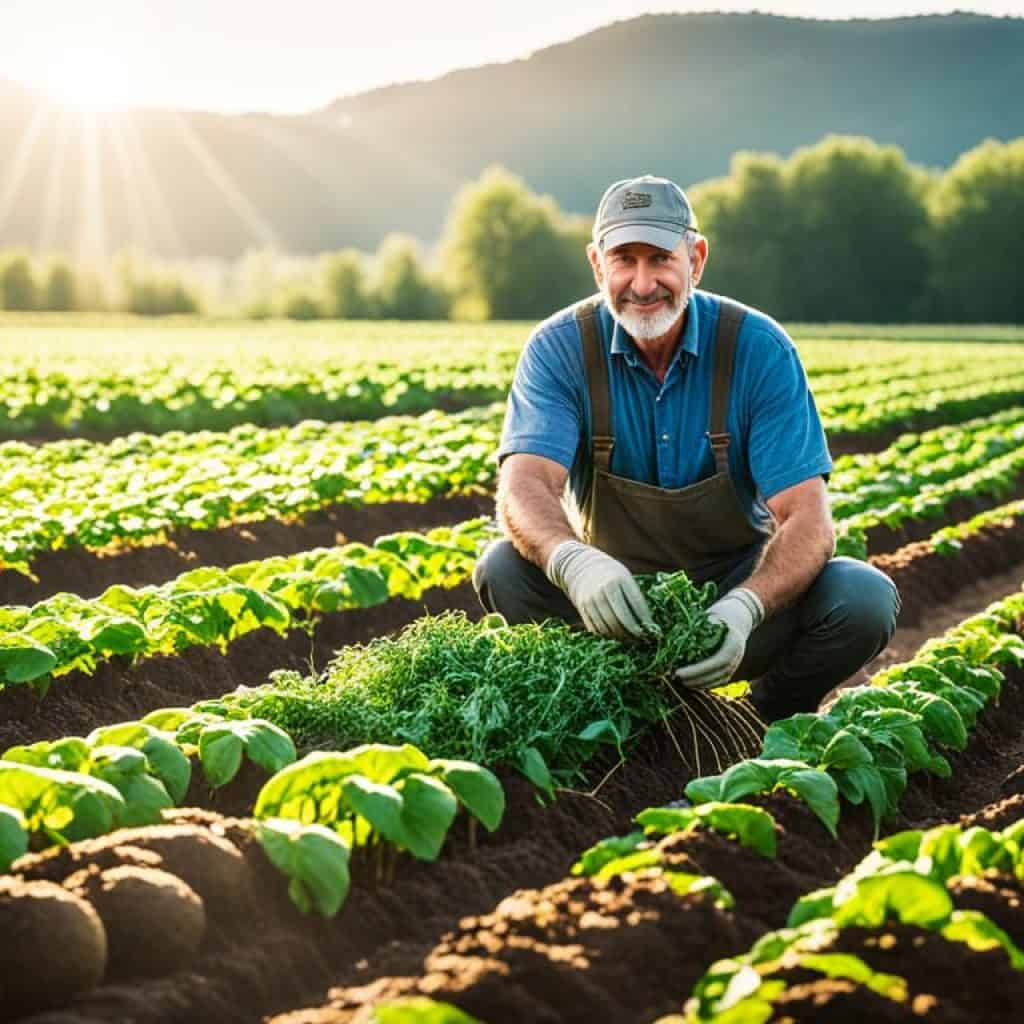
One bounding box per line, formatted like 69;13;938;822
813;556;900;645
472;539;528;597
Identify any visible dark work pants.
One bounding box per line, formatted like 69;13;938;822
472;539;901;722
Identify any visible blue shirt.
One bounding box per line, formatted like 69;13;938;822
497;290;833;532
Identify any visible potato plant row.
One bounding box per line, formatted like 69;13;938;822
1;328;1018;440
0;518;494;691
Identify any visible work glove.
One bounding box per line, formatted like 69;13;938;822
674;587;764;691
546;540;655;639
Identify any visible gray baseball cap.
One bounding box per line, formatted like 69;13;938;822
593;175;698;253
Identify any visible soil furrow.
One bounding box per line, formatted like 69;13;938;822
0;492;495;606
7;589;1023;1024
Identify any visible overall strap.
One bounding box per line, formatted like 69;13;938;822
707;298;747;476
575;297;614;473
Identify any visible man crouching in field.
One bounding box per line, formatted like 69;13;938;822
473;174;900;721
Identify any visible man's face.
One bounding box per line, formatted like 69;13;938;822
588;238;705;342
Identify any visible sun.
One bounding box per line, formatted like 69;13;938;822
41;48;134;113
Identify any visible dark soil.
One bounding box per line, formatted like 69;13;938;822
0;492;494;605
863;475;1024;557
4;521;1024;1022
871;513;1024;626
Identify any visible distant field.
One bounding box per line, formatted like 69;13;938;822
1;314;1022;439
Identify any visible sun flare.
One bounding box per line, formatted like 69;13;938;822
42;48;134;113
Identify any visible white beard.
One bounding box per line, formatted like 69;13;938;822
604;284;692;342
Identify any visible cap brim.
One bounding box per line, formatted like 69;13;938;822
600;223;684;253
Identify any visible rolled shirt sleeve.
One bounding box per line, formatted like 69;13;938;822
743;327;833;500
497;318;585;470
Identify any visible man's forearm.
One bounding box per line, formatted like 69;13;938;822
497;472;577;570
742;510;835;617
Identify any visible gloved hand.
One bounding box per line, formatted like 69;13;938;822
674;587;764;690
546;540;655;639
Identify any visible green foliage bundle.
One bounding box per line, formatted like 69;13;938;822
221;570;726;790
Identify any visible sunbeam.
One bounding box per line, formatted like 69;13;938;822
167;110;278;247
77;111;108;263
109;112;187;257
37;108;73;251
0;100;53;234
104;113;159;253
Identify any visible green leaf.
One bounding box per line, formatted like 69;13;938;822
339;775;405;845
429;759;505;833
3;737;91;773
0;634;57;684
257;818;351;917
833;871;953;929
197;719;297;787
240;720;298;774
198;727;244;787
797;953;907;1000
367;997;485;1024
663;872;735;908
140;707;194;731
593;848;663;879
108;772;173;827
396;773;458;861
787;886;838;927
697;803;778;858
141;734;192;804
518;746;555;799
875;829;924;862
0;804;28;871
784;769;840;838
572;831;647;877
942;910;1024;970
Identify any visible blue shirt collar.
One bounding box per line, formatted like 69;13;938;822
607;297;701;369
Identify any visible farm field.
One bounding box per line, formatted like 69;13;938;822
3;321;1024;1023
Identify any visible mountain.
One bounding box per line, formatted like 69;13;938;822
1;12;1022;259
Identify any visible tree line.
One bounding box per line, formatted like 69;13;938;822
1;134;1021;322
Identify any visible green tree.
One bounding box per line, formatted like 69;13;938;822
281;288;322;320
369;235;447;320
690;152;790;313
438;166;590;320
320;249;370;319
42;260;77;311
780;136;930;321
0;254;37;311
927;137;1024;323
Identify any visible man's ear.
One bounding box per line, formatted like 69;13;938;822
587;242;604;289
691;235;709;286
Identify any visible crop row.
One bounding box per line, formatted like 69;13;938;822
5;574;1019;1022
2;330;1020;438
5;472;1024;702
5;391;1024;585
0;518;493;691
0;403;499;575
316;586;1024;1021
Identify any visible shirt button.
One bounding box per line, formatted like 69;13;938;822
661;433;670;441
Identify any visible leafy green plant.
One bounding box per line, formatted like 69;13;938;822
0;518;496;690
257;818;352;917
686;759;839;837
0;760;126;844
0;803;28;870
254;744;505;894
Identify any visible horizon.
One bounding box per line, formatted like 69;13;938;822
5;2;1023;116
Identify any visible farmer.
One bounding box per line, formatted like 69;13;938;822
473;174;900;722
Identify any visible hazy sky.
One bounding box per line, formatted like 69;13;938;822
5;0;1023;113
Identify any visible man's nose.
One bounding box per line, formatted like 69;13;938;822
632;261;658;297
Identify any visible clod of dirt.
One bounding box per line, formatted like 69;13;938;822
65;864;206;979
0;877;107;1017
15;823;251;922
